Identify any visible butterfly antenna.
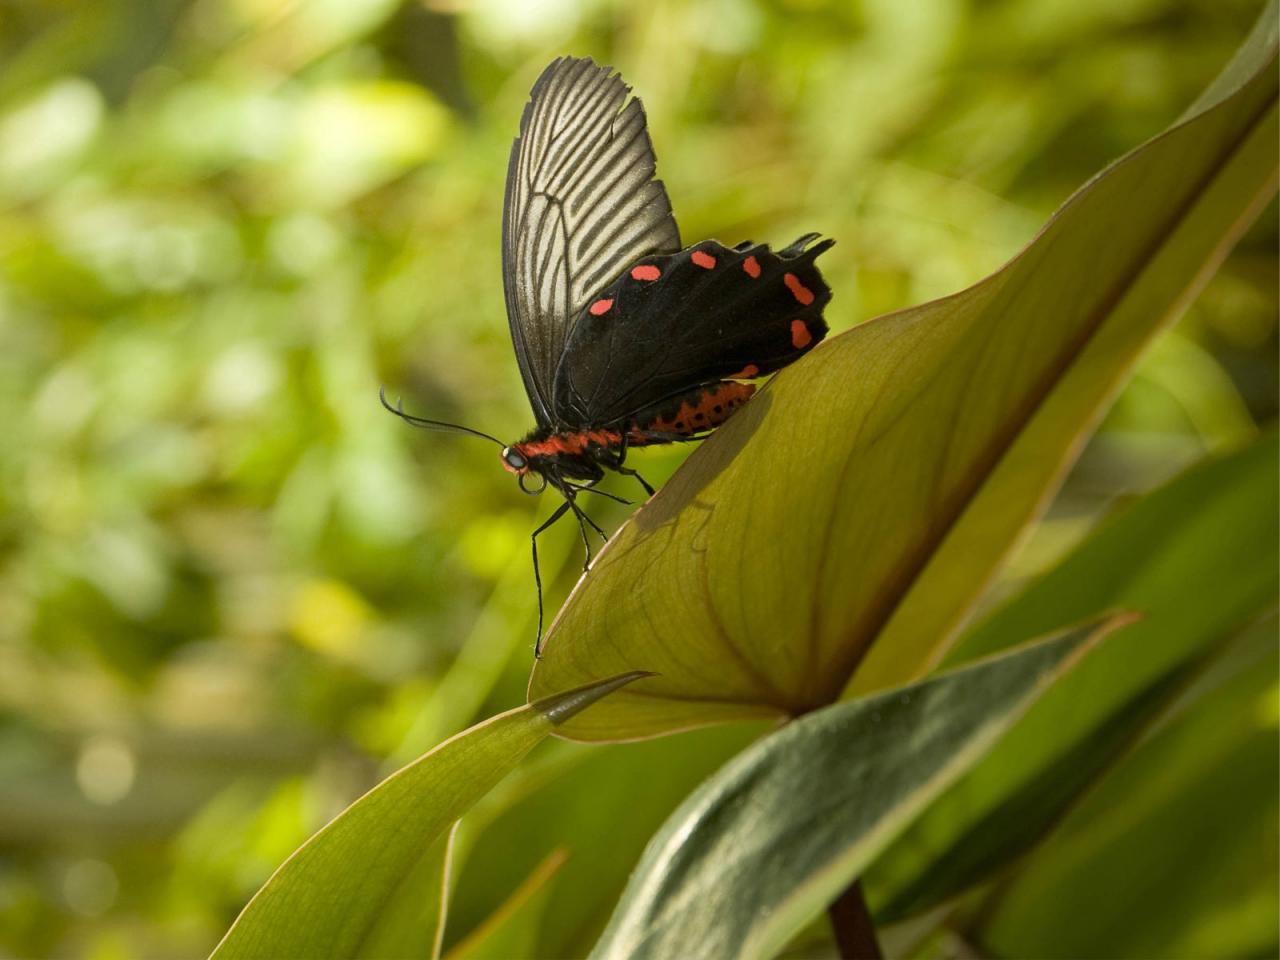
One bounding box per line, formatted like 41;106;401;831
379;386;505;446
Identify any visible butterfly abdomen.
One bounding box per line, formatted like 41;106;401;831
628;381;757;442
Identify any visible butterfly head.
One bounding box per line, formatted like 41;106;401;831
501;445;549;494
501;446;529;475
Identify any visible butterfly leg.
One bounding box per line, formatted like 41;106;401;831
617;467;654;497
565;481;632;506
531;498;572;658
612;435;655;496
566;494;607;568
564;465;610;549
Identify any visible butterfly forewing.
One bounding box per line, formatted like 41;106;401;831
503;57;682;427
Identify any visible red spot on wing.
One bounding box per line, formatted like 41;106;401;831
784;272;815;305
589;298;614;316
790;319;813;349
728;364;760;379
631;264;661;281
691;250;717;269
743;255;761;278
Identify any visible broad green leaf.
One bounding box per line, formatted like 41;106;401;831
868;432;1279;920
444;723;765;958
528;5;1279;739
971;619;1279;959
354;823;456;960
590;620;1117;960
444;850;567;960
210;672;652;960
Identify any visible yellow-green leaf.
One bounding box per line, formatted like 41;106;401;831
529;6;1278;740
210;672;651;960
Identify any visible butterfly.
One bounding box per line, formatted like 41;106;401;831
385;56;836;656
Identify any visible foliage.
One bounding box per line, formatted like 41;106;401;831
0;1;1275;959
212;673;648;959
870;432;1279;926
589;622;1115;960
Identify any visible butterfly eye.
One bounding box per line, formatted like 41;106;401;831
502;447;527;471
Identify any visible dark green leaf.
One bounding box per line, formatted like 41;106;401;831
869;432;1279;919
444;850;567;960
972;619;1278;958
590;622;1116;960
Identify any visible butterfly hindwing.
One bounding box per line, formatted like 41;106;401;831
502;57;682;427
551;236;835;428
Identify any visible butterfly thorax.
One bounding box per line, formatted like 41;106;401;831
504;426;623;479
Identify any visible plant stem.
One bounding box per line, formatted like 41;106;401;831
828;879;883;960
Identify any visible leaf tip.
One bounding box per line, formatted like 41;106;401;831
534;671;657;725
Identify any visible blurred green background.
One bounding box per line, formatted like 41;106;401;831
0;0;1274;956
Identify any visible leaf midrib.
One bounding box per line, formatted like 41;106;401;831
821;67;1278;703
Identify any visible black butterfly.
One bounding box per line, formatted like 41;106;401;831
386;56;835;655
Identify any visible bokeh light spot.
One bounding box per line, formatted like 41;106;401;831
62;859;119;917
76;736;137;806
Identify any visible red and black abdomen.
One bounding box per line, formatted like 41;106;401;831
627;381;757;443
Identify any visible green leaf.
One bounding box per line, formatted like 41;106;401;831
444;850;567;960
209;672;652;960
971;618;1279;959
589;620;1118;960
444;723;765;958
528;6;1279;740
354;823;456;960
867;431;1279;920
